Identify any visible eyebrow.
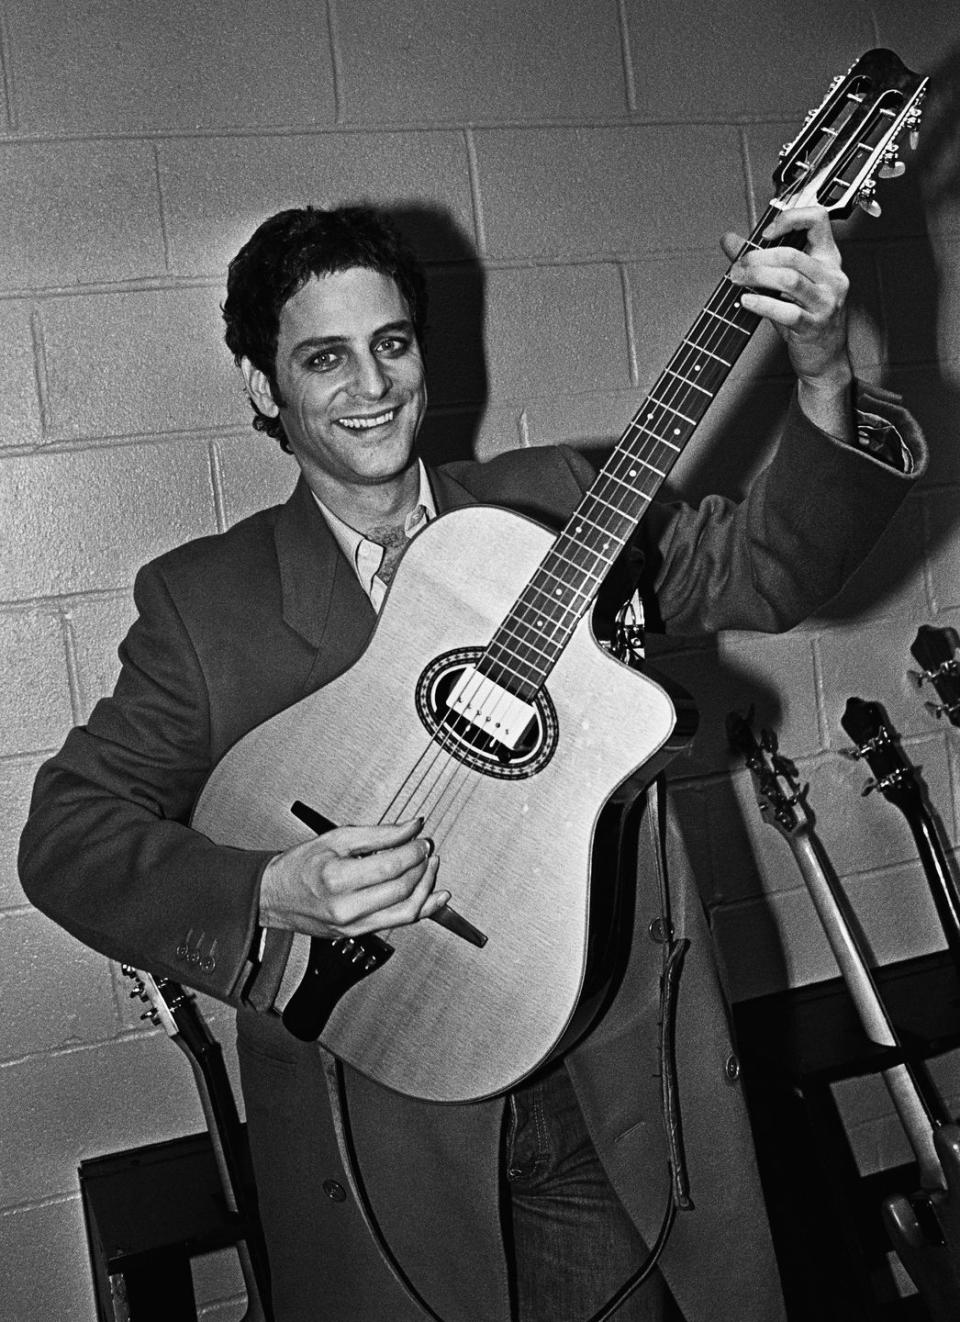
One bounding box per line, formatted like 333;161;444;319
289;319;415;358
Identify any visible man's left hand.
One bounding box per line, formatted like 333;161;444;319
722;206;853;438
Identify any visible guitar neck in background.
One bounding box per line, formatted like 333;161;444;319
842;697;960;971
125;969;272;1322
785;827;945;1192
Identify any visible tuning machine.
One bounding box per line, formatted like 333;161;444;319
879;152;906;180
857;180;882;219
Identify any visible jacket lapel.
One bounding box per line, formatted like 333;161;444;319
273;464;481;693
273;476;375;688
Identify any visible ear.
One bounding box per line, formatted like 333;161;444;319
239;357;280;418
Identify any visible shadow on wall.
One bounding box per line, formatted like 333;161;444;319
385;201;489;466
667;43;960;998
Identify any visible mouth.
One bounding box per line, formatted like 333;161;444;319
337;407;398;432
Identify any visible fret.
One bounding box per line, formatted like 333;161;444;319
537;559;605;594
634;420;683;451
615;424;678;462
490;626;565;674
547;542;616;579
490;621;557;669
482;651;542;696
583;488;647;520
664;366;713;398
601;467;660;498
702;305;752;335
525;577;594;613
645;392;699;428
681;338;731;366
564;507;640;547
569;492;638;526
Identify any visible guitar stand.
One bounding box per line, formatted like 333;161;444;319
734;949;960;1321
79;1129;263;1321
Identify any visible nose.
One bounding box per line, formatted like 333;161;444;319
349;350;390;401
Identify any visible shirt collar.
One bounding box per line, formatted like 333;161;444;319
311;460;435;605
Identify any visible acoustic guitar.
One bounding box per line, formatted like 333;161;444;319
192;50;927;1103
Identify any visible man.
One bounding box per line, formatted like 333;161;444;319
20;205;924;1321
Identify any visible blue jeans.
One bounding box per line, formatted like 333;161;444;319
504;1062;682;1322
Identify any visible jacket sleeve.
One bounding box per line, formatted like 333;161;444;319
18;559;270;1004
637;382;926;636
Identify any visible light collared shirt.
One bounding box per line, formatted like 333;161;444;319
311;459;436;611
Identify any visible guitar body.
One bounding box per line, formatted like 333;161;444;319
194;505;682;1101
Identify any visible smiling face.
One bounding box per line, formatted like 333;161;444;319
241;266;428;519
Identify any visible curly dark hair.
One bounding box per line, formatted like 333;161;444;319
222;205;428;447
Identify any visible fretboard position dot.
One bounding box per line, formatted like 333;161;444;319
673;427;681;435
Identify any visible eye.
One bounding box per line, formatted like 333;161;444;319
375;335;410;358
306;349;342;372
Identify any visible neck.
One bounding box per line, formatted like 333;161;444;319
304;462;421;534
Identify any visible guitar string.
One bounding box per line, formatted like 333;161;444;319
375;181;816;841
374;94;888;850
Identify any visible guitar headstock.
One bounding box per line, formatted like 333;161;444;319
773;48;928;219
840;697;921;810
726;710;807;841
122;964;213;1058
911;625;960;728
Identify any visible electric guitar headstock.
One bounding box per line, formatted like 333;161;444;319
840;697;924;816
771;48;927;220
726;710;809;842
122;964;214;1063
911;625;960;728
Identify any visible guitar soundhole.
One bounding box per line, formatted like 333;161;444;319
416;648;558;780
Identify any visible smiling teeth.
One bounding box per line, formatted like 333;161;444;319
339;409;395;430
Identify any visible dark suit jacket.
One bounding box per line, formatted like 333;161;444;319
20;386;924;1321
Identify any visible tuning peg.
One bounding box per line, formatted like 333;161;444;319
880;159;906;179
858;192;882;219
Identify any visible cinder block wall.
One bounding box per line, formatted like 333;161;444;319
2;3;957;1316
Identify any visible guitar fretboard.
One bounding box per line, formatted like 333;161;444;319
480;207;785;701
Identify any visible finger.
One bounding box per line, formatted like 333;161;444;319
732;260;817;303
365;857;449;930
331;834;434;893
720;230;748;265
762;205;840;261
736;291;805;328
319;816;425;858
333;856;445;934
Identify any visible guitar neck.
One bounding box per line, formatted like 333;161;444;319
171;1026;272;1322
482;211;788;701
790;830;898;1049
785;830;944;1191
892;796;960;966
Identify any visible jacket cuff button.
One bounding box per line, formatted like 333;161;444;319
322;1180;347;1202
